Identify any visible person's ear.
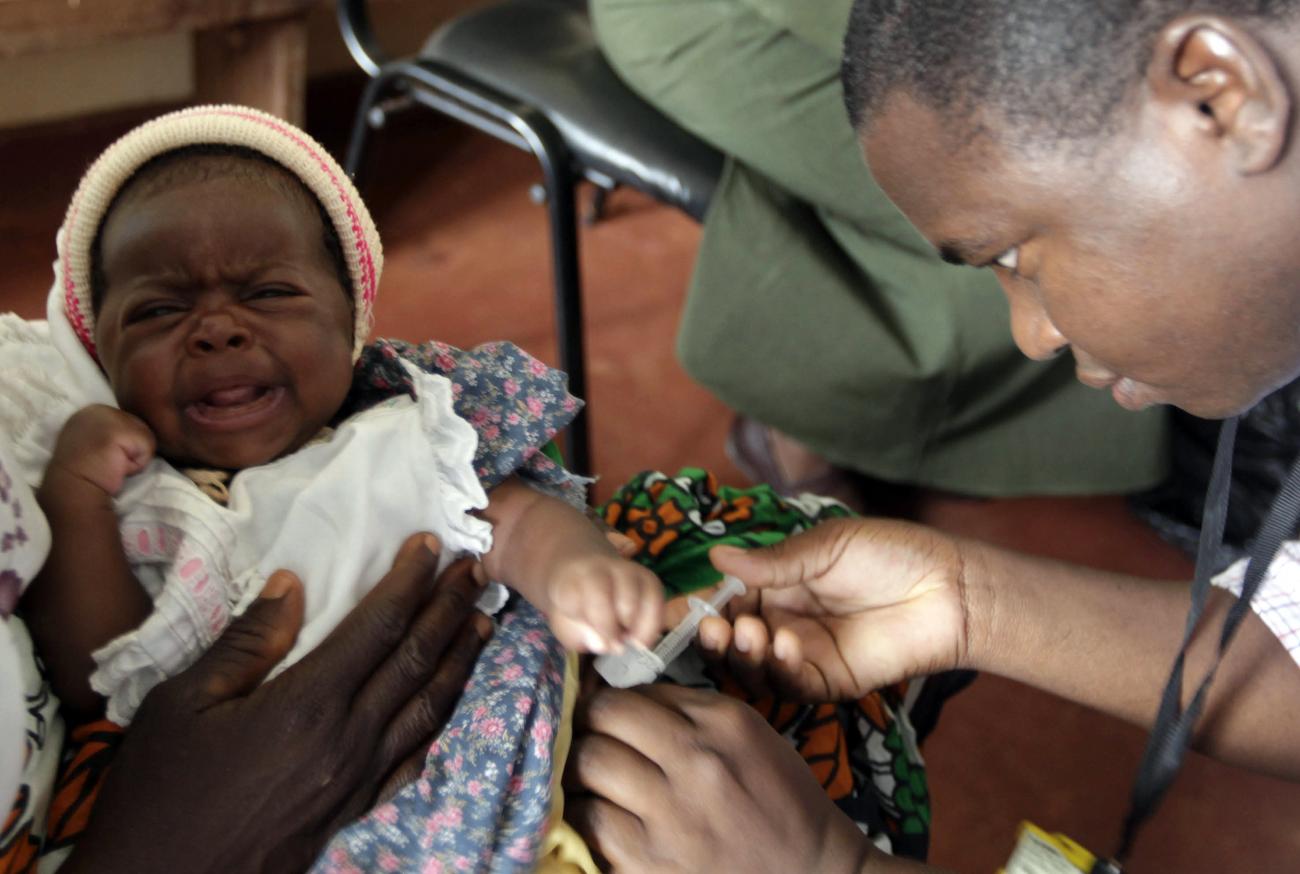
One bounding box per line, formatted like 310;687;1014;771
1147;15;1292;174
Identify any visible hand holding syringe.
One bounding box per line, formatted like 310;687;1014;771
594;574;747;688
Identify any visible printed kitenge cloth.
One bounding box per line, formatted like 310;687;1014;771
601;469;932;859
2;338;577;874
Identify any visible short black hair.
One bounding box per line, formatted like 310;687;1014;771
842;0;1300;147
90;144;351;311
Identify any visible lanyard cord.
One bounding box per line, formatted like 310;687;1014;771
1109;416;1300;866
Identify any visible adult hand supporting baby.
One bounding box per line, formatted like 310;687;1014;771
566;684;938;874
60;533;492;874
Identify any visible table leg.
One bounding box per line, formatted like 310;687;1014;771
195;13;307;125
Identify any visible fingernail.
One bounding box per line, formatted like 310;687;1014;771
582;628;608;654
472;613;494;640
471;562;489;587
774;635;793;662
260;572;293;601
711;545;746;559
733;633;751;654
421;533;442;555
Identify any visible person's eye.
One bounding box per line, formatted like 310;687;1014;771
127;302;185;323
249;286;298;300
993;247;1020;272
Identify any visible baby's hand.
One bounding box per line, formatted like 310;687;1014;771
545;555;664;654
47;405;156;498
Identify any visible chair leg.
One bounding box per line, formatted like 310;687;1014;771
344;74;389;181
541;169;591;479
584;180;618;226
360;61;594;479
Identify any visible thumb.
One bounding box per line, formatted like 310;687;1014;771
117;417;157;476
122;437;155;474
709;523;851;591
191;571;305;706
603;529;639;559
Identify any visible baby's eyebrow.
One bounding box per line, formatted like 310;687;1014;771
114;271;197;294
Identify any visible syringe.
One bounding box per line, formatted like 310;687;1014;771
594;574;747;688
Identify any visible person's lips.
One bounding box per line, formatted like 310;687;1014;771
1075;357;1162;410
185;383;286;430
1076;369;1118;390
1111;377;1157;411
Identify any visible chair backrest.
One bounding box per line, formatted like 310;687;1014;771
336;0;385;77
338;0;589;79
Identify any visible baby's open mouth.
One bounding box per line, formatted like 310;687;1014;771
185;384;285;428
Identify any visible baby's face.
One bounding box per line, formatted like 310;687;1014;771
93;173;355;470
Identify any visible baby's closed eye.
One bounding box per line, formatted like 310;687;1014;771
127;300;187;323
247;285;299;300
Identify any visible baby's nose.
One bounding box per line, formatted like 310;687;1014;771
187;310;251;354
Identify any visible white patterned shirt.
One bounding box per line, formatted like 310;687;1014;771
1212;541;1300;668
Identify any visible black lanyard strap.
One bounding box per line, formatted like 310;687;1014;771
1109;416;1300;866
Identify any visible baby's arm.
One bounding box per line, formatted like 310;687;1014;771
21;405;156;715
480;477;663;652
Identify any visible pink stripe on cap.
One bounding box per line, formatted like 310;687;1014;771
56;104;384;363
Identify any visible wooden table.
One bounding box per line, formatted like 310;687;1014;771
0;0;317;124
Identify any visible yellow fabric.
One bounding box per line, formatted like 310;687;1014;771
535;653;601;874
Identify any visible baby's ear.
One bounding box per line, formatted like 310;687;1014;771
1147;14;1292;174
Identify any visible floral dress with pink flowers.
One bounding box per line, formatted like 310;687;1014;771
342;338;587;509
312;338;581;874
313;602;567;874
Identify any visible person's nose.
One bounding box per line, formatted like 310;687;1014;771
186;307;251;355
1003;280;1068;361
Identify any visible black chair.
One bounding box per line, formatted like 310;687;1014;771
337;0;724;476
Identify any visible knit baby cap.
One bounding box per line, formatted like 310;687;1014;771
57;104;382;361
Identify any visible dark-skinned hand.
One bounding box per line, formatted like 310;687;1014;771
694;518;969;701
59;533;492;874
565;684;878;874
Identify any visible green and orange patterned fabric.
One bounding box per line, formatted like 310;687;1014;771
601;469;931;859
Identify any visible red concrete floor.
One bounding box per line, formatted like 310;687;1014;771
2;80;1298;871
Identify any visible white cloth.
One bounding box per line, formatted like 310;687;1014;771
0;288;499;726
92;362;495;723
0;432;62;855
0;619;23;821
1211;541;1300;669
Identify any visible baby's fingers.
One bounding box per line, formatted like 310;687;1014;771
579;579;624;652
603;530;639;559
549;579;611;653
550;616;609;654
122;436;156;474
118;414;157;474
552;572;623;653
615;568;663;647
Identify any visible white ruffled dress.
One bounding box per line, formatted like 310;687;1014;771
0;304;500;726
96;360;496;724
